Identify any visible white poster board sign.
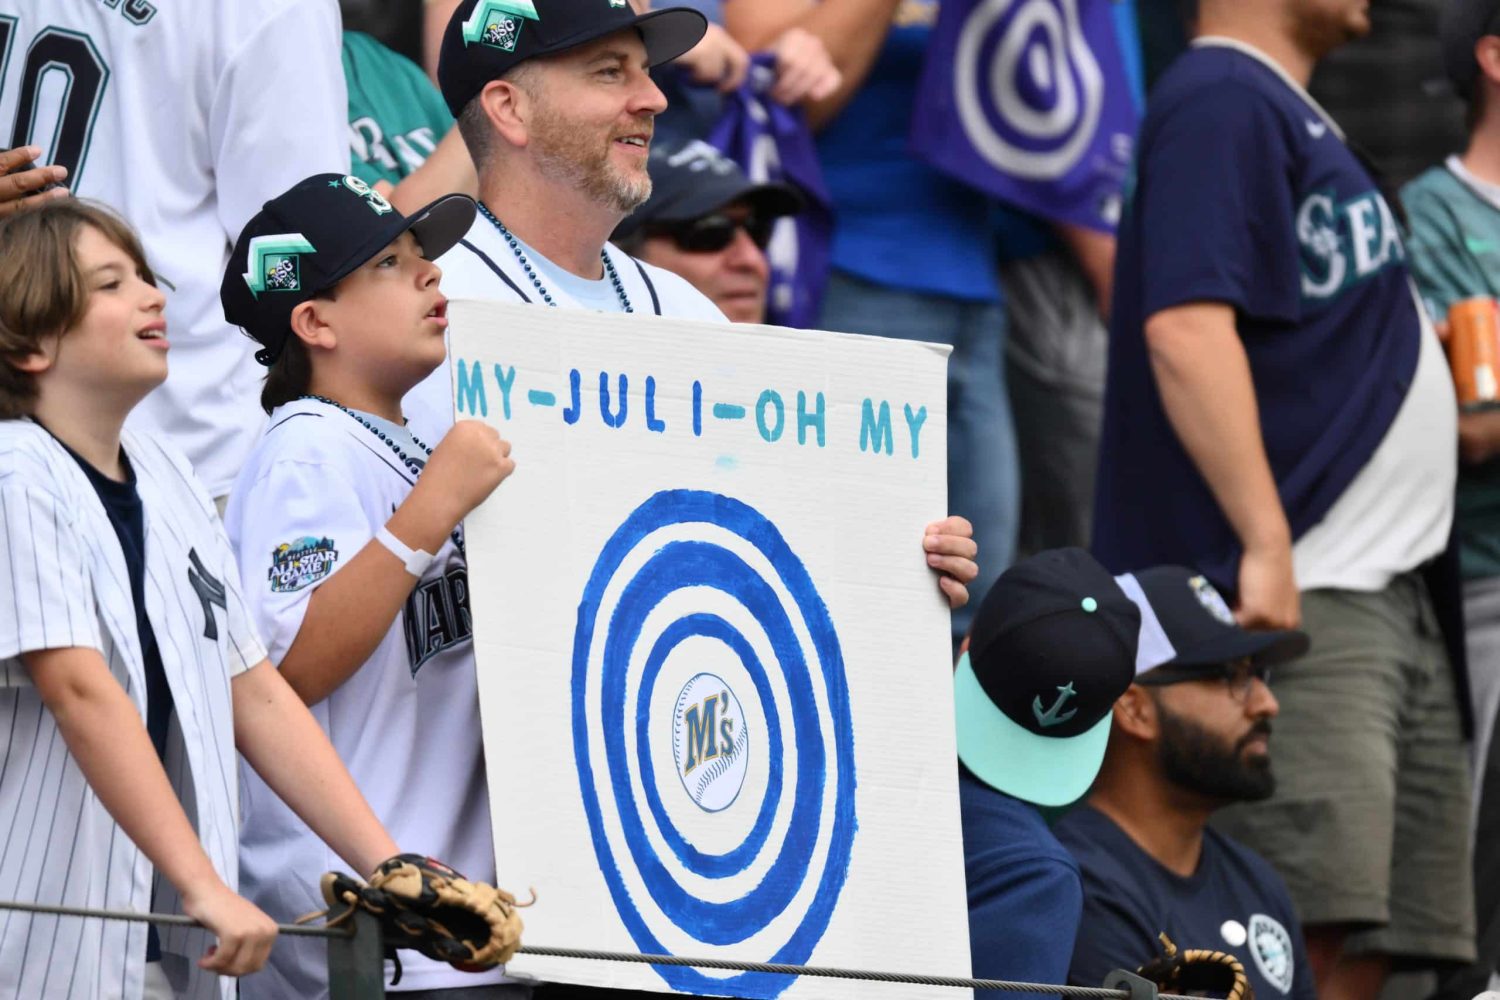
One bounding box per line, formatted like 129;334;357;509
449;301;969;999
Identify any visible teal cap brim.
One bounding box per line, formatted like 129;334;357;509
953;651;1112;808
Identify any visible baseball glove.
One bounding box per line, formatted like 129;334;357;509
314;854;531;977
1137;933;1254;1000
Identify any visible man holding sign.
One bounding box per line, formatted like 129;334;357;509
405;0;978;608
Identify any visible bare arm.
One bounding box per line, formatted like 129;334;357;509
232;661;397;874
424;0;462;82
22;647;277;976
388;127;479;216
1053;222;1115;317
1145;302;1299;628
723;0;904;128
1460;411;1500;465
276;420;513;706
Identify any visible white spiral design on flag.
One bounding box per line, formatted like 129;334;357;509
953;0;1104;179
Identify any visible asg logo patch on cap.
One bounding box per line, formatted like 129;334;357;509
243;234;315;297
463;0;539;50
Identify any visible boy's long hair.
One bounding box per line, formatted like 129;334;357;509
0;200;155;419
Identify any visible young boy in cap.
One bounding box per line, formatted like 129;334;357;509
0;199;403;999
220;175;523;998
1058;566;1314;997
953;547;1147;990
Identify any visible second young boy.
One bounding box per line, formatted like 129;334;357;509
220;175;520;998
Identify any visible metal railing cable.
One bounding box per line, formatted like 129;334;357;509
516;945;1183;996
0;898;1191;997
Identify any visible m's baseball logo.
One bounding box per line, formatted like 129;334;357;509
672;673;749;812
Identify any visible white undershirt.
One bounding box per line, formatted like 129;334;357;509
1292;290;1456;591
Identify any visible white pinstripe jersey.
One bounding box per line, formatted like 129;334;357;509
0;420;267;1000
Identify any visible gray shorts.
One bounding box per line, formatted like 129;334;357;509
1213;574;1476;963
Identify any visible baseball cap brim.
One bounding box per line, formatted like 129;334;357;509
634;7;709;67
523;7;706;73
616;178;804;241
314;193;477;295
663;180;804;226
1153;627;1310;671
406;193;479;266
954;652;1112;808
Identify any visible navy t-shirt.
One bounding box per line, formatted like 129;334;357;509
959;769;1082;994
63;444;175;961
1091;42;1420;590
1055;805;1314;999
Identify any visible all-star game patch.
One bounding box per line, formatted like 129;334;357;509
264;253;301;292
269;536;340;593
483;14;523;50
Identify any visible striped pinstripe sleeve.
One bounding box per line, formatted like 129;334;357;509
211;516;267;677
0;486;102;685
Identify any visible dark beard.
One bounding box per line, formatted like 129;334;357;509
1156;703;1276;803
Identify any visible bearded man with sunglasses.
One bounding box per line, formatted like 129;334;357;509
613;140;803;324
1057;566;1316;1000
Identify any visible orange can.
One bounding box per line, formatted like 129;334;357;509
1447;297;1500;410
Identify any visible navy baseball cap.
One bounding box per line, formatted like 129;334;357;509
1442;0;1500;98
1124;566;1309;676
612;139;803;242
955;548;1140;807
438;0;708;117
221;173;476;365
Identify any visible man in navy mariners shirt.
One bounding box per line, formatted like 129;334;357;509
1059;566;1314;999
1091;0;1472;996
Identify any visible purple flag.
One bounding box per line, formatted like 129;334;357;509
910;0;1142;232
708;56;833;329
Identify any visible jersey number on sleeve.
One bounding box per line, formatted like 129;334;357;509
0;18;109;187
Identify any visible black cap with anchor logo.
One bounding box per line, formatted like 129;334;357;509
954;547;1141;807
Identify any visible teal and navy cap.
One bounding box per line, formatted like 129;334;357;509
221;173;476;366
438;0;707;117
1120;565;1308;675
955;548;1140;807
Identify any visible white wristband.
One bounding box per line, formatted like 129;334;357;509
377;525;435;577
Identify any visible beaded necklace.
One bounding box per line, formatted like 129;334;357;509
477;201;633;313
298;395;465;554
301;394;432;476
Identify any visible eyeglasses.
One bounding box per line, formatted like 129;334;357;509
654;213;775;254
1137;657;1271;702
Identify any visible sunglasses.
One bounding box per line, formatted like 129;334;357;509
653;213;775;254
1137;657;1272;702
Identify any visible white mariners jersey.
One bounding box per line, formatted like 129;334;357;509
0;0;348;497
224;398;502;996
0;421;266;1000
403;213;727;442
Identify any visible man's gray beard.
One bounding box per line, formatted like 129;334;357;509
530;114;652;214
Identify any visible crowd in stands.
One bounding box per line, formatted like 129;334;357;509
1;0;1499;998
